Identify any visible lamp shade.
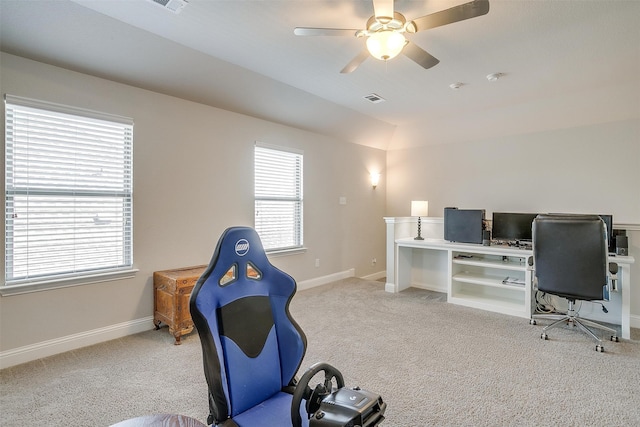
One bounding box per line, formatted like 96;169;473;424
366;30;406;61
411;200;429;217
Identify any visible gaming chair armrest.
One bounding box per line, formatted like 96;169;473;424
282;384;297;394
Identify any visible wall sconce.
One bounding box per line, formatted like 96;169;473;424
370;172;381;189
411;200;429;240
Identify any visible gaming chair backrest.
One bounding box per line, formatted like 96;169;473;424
189;227;307;422
533;214;607;301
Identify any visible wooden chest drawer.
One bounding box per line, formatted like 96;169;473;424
153;265;206;345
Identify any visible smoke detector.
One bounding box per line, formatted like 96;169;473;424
148;0;188;14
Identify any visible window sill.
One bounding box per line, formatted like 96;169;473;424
0;268;139;296
266;247;307;258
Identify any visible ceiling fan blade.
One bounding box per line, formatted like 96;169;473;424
402;41;440;70
340;49;370;74
373;0;394;22
410;0;490;32
294;27;360;37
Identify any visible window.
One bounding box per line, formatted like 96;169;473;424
4;95;133;290
254;143;303;252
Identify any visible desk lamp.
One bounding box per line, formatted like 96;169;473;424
411;200;429;240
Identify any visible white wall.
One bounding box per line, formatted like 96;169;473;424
386;120;640;321
0;53;387;360
2;51;638;366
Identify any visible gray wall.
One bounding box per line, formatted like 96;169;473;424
386;120;640;320
0;53;387;354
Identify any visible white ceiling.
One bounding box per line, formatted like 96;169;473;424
1;0;639;151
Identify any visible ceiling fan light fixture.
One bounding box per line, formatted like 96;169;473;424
295;0;490;73
366;30;406;61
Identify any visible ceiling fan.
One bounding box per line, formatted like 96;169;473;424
294;0;490;73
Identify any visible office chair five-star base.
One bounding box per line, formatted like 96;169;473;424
532;301;619;352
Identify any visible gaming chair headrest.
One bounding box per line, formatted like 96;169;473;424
208;226;269;280
194;226;297;304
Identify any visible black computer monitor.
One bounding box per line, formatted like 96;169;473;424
444;207;485;244
491;212;539;243
545;212;613;253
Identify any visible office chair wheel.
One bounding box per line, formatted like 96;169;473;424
530;319;537;325
596;345;604;352
291;362;345;427
541;332;548;340
611;335;619;342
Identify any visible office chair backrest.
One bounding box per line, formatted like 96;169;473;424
533;214;607;301
190;227;307;423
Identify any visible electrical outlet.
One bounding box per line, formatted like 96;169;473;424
315;258;320;268
371;258;377;265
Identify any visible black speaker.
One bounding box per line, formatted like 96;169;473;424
616;235;628;256
610;229;626;253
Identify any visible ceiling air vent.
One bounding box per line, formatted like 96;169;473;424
148;0;188;14
364;93;386;104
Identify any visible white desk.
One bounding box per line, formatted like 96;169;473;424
390;237;636;340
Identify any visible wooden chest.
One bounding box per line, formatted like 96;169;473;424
153;265;207;345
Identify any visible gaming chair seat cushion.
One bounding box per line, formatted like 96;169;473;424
231;392;309;427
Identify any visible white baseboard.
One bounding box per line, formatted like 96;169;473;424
0;269;358;370
361;270;386;281
384;281;447;294
297;268;355;291
631;314;640;330
410;282;448;294
0;316;154;369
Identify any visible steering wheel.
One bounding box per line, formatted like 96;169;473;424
291;362;345;427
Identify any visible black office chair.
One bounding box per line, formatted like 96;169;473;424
190;226;386;426
530;214;619;352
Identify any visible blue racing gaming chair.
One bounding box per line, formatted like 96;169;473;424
190;227;386;427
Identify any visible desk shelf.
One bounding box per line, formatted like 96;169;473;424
450;251;531;318
452;272;526;290
452;254;527;272
449;287;527;317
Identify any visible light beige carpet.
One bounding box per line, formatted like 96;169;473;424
1;277;639;426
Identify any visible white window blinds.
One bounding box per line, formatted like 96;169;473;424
254;143;303;251
4;95;134;286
